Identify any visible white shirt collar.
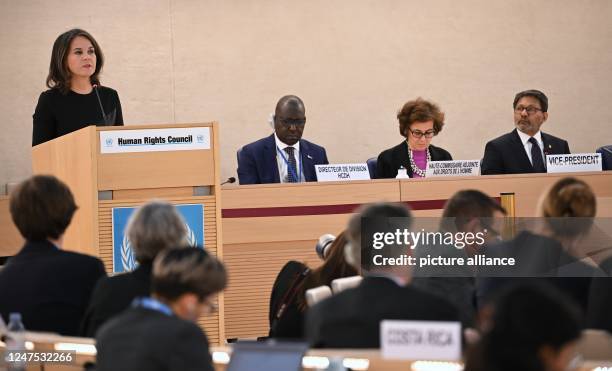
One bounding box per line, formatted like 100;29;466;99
516;128;543;146
274;132;300;152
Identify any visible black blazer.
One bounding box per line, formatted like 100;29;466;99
0;240;106;336
475;231;594;315
481;130;570;175
305;276;460;348
586;257;612;333
268;260;309;339
80;262;153;337
375;142;453;179
96;307;214;371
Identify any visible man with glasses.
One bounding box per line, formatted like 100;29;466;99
482;89;570;175
237;95;329;184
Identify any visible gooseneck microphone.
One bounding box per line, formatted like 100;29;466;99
92;84;108;125
221;177;236;186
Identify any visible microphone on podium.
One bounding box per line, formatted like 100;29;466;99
92;84;109;125
221;177;236;186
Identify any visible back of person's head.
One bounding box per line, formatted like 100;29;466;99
540;177;596;237
465;283;581;371
126;201;188;263
441;190;506;232
297;231;358;308
152;248;227;321
345;202;412;272
9;175;77;241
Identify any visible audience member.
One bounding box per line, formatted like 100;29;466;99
587;256;612;333
465;283;581;371
0;175;105;335
268;231;358;339
476;177;597;314
482;89;570;175
237;95;328;184
306;203;460;348
96;247;226;371
81;201;188;336
376;97;452;178
413;190;506;327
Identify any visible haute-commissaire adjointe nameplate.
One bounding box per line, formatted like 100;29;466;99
100;127;211;154
315;163;371;181
546;153;602;173
425;160;480;177
381;320;461;361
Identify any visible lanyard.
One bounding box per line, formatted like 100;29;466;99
132;297;173;316
276;146;302;183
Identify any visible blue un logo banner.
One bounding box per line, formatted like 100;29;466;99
112;204;205;274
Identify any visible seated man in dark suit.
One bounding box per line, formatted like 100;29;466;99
96;248;227;371
482;89;570;175
237;95;329;184
305;203;460;348
80;201;188;337
0;175;106;336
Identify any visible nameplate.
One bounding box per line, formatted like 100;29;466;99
546;153;602;173
315;163;371;181
381;320;461;361
100;127;211;154
425;160;481;177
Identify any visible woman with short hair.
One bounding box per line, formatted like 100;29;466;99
80;201;188;336
375;98;452;178
0;175;106;335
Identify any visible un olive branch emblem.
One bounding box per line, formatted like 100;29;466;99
121;223;198;272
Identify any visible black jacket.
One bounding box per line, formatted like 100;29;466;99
81;262;153;337
96;307;214;371
481;130;570;175
305;276;460;348
0;240;106;336
375;142;453;179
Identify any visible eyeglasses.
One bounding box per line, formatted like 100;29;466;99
408;128;435;139
278;118;306;127
201;297;218;314
514;106;543;115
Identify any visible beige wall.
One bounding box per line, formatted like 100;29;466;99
1;0;611;190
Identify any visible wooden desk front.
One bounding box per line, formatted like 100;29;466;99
221;172;612;339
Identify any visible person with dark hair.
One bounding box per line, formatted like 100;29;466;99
375;97;452;179
0;175;106;336
237;95;328;184
465;283;582;371
32;28;123;146
96;248;226;371
268;231;358;339
306;203;460;348
80;201;189;337
413;190;507;327
481;89;570;175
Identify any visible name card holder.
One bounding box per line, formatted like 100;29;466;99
546;153;603;173
381;320;461;361
425;160;481;177
315;163;371;182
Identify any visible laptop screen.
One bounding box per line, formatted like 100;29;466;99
227;341;308;371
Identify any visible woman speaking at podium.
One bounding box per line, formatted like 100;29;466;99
32;29;123;146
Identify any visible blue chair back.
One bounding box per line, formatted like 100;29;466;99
366;157;377;179
596;145;612;170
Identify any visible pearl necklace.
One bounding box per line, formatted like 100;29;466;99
407;144;430;177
